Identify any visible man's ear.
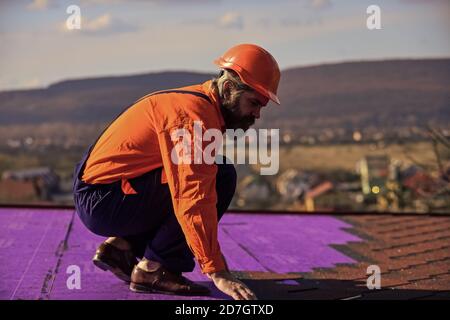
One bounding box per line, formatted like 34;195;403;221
222;80;234;100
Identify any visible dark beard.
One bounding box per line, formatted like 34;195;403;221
220;99;255;131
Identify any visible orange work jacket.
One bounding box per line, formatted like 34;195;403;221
82;80;226;273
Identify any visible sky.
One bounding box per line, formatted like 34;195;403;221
0;0;449;91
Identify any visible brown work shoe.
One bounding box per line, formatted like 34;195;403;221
92;242;138;282
129;265;210;296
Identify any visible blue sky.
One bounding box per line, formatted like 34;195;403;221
0;0;449;91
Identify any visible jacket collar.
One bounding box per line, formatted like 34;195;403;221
202;80;226;132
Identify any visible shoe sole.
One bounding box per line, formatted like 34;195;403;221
129;282;177;295
129;282;210;296
92;254;131;283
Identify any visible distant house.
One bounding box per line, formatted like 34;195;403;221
1;167;60;201
276;169;310;202
0;179;37;203
236;175;274;209
401;166;439;197
358;155;390;196
303;181;334;212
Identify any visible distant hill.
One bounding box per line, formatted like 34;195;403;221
0;71;213;124
265;59;450;132
1;59;449;132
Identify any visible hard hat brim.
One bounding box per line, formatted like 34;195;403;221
214;58;281;105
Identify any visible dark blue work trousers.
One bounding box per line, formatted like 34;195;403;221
73;146;236;273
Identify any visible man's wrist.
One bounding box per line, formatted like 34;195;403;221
208;270;229;280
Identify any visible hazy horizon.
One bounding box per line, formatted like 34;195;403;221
2;56;449;93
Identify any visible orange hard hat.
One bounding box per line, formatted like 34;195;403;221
214;44;281;105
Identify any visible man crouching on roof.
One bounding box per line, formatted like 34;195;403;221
72;44;281;300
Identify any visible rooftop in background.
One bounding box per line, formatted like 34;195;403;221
1;206;449;300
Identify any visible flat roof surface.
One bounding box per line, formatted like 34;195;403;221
1;207;449;300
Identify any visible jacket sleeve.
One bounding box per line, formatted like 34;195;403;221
157;120;226;274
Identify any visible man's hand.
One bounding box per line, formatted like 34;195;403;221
208;271;257;300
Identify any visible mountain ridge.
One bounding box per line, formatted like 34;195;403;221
1;59;448;131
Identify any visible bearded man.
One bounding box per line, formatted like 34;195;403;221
72;44;281;300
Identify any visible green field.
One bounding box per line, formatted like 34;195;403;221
0;141;444;178
278;141;443;174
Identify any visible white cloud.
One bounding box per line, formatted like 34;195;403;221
84;14;112;32
218;12;244;30
309;0;332;10
80;0;220;4
60;13;138;35
280;16;323;27
80;0;126;4
22;77;41;88
186;11;244;29
27;0;52;11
